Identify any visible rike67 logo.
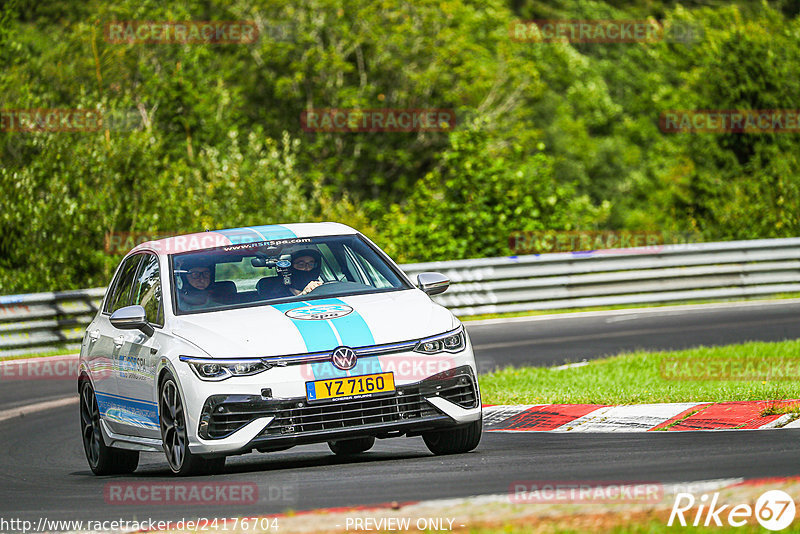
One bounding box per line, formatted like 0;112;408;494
669;490;796;531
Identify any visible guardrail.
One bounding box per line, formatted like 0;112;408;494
403;237;800;315
0;289;105;355
2;238;799;355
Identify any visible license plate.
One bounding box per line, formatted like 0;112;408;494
306;372;395;403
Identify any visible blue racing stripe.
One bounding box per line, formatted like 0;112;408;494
215;227;265;245
314;298;375;347
274;299;381;380
311;298;380;379
272;302;339;353
248;225;297;240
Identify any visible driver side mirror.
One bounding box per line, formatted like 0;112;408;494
110;305;155;337
417;272;450;296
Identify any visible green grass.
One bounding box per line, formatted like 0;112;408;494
460;293;800;322
761;402;800;416
479;339;800;405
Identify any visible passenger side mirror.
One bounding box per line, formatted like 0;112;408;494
417;272;450;296
110;305;155;337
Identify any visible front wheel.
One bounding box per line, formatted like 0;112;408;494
80;380;139;475
328;436;375;455
422;418;482;455
159;375;225;476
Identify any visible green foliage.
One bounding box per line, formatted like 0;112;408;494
0;0;798;293
381;122;598;262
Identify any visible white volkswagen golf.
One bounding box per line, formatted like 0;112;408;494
79;223;482;475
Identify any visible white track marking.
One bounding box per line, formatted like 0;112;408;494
464;298;800;327
0;396;77;423
553;403;704;432
759;414;796;429
779;416;800;429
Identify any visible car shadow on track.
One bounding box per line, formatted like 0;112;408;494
70;447;435;479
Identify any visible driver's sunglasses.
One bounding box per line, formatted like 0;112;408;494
187;270;211;280
293;260;316;268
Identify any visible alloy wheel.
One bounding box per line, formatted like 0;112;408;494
160;379;187;471
80;383;102;467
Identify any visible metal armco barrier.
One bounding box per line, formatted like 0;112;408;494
2;238;799;355
402;237;800;316
0;289;104;355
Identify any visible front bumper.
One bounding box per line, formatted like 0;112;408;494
187;365;480;455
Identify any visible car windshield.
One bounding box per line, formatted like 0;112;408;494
170;234;410;314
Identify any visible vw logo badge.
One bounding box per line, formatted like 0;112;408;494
331;346;357;370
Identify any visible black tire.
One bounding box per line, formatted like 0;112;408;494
328;436;375;455
159;374;225;476
79;380;139;475
422;418;482;455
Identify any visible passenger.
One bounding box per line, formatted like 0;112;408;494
186;266;212;291
289;249;324;296
177;260;214;309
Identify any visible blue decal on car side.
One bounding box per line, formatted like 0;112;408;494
95;391;159;428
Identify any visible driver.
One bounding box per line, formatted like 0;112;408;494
289;249;323;296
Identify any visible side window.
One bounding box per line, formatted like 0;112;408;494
317;245;346;282
345;245;393;288
105;255;143;314
131;254;164;326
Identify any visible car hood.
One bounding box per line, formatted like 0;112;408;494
170;289;458;358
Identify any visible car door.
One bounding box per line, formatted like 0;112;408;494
115;252;166;439
90;253;143;436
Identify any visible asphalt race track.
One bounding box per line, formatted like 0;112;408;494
2;403;800;524
1;300;800;524
468;299;800;370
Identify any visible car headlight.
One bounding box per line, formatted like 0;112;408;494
414;327;466;354
181;357;269;381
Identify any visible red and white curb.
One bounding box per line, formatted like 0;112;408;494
483;401;800;432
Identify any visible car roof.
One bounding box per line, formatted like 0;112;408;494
130;222;358;256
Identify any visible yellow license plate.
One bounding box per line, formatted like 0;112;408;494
305;372;395;402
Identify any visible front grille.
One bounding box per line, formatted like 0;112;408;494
421;366;479;409
198;365;478;440
261;386;437;437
